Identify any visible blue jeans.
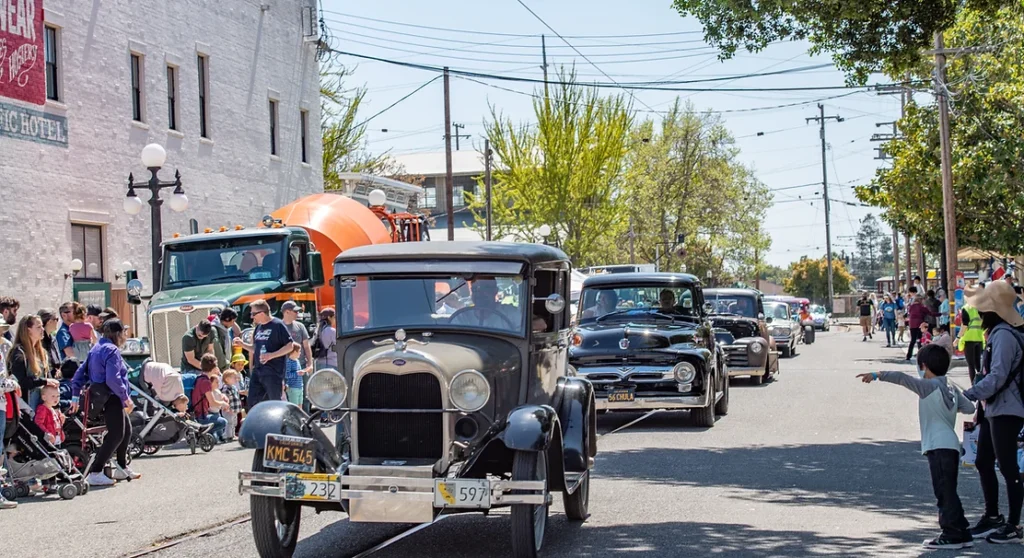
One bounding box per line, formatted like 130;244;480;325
196;413;228;441
247;372;284;411
882;318;896;345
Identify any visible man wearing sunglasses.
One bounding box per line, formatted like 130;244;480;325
239;299;298;409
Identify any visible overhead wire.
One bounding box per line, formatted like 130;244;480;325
353;76;442;128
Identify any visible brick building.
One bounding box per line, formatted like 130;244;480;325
0;0;322;318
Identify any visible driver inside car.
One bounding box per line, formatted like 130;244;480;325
449;277;521;330
658;289;677;312
581;290;619;319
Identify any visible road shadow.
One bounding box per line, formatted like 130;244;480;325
594;440;937;521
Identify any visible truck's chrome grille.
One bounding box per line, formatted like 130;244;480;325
149;304;222;366
356;372;443;461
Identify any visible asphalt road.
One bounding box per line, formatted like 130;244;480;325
4;329;1022;557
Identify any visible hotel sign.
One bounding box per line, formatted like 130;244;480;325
0;0;46;105
0;99;67;146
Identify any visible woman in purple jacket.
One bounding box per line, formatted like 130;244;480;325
69;319;141;486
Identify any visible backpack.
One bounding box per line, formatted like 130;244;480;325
983;326;1024;403
311;322;331;360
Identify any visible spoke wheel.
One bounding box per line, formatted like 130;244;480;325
127;436;144;458
510;450;549;558
562;470;590;521
251;449;302;558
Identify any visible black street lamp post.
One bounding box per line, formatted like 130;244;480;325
124;143;189;293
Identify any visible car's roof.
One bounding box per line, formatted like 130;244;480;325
582;272;700;287
163;228;294;246
334;241;568;265
705;287;761;296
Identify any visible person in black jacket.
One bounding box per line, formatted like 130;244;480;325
38;308;63;377
6;315;59;410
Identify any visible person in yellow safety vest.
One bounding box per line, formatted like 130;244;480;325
957;303;986;384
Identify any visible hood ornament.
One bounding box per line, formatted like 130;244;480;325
619;326;630;350
372;328;428;352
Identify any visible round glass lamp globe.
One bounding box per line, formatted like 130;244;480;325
140;143;167;168
123;195;144;215
169;192;189;212
70;258;83;272
538;224;552;237
368;189;387;207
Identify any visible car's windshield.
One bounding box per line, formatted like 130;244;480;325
811;305;827;316
162;236;287;288
337;273;527;336
576;284;696;324
765;302;790;321
706;293;758;318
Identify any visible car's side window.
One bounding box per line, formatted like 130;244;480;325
532;269;561;334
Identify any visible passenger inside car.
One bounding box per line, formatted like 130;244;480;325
449;277;522;330
581;290;619;319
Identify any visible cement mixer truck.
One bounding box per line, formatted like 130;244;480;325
139;192;427;367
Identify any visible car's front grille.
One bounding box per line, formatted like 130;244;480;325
724;346;749;368
150;305;222;365
356;372;443;460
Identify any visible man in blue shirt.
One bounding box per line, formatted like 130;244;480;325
240;299;298;410
55;302;75;361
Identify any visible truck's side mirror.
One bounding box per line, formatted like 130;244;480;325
307;251;324;287
126;277;143;306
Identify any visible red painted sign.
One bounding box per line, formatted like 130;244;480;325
0;0;46;106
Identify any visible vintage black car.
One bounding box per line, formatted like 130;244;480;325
704;288;780;384
569;273;728;427
238;242;597;558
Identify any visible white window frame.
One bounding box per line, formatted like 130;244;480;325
299;109;309;163
44;25;62;102
269;97;280;156
130;52;146;122
166;64;179;131
197;52;211;139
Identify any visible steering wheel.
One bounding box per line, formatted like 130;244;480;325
449;306;516;329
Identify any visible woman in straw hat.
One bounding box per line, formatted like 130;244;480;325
961;280;1024;544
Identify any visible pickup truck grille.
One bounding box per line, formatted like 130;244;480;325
356;372;443;460
723;346;749;368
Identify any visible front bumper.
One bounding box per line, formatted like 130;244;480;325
238;469;548;523
594;389;709;411
770;334;793;347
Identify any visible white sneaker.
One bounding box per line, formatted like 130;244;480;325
86;472;116;486
0;497;16;509
111;465;142;480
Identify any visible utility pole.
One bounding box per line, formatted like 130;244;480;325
916;239;926;290
484;139;493;241
933;32;958;303
628;216;636;264
754;247;760;290
892;230;901;293
451;123;470;151
904;235;912;292
807;104;843;312
443;67;454;241
541;35;549;100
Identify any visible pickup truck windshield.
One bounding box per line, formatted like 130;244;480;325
162;236;287;289
707;294;758;318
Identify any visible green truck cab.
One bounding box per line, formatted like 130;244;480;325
142;226;324;367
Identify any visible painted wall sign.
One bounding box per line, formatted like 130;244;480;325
0;99;67;146
0;0;45;105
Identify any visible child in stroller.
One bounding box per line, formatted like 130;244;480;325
1;407;89;501
127;361;215;457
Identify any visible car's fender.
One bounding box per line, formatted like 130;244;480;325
238;400;342;469
555;378;596;472
498;404;559;452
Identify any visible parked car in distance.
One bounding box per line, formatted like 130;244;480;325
809;304;831;331
764;301;797;358
569;273;729;427
704;288;779;385
238;242;597;558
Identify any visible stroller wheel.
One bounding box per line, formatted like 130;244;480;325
188;433;198;455
58;483;78;500
200;434;216;453
75;480;90;495
127;436;144;459
15;482;30;499
0;486;16;501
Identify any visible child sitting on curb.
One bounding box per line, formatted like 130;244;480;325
857;344;977;549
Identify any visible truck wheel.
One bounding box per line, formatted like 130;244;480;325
694;378;716;427
750;371;764;385
251;450;301;558
510;450;549;558
562;470;590;521
714;371;729;416
780;346;791;358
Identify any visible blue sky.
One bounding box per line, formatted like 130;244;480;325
320;0;902;268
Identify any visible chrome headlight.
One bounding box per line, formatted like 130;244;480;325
121;338;143;354
774;327;791;336
306;368;348;410
750;341;764;354
566;364;578;377
673;361;697;383
449;370;491;412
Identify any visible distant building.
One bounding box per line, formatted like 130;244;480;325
390;150;490;241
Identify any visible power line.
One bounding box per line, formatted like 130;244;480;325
353;76;442;128
322;10;704;38
332;49;906;92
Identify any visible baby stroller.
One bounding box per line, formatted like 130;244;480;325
127;362;215;457
1;407;89;501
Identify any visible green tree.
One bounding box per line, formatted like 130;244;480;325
759;265;789;285
671;0;1011;83
851;214;892;287
469;72;633;266
855;4;1024;255
620;99;772;281
784;256;854;304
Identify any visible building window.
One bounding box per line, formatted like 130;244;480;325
422;186;436;209
130;53;144;121
299;110;309;163
166;65;178;130
71;224;104;282
269;99;279;155
197;54;209;138
453;184;466;207
44;26;60;101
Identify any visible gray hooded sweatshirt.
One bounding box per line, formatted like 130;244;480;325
879;372;975;454
964;323;1024;419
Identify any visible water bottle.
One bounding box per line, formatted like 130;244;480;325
259;345;266;365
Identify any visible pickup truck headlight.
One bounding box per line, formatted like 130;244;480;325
450;370;491;412
306;368;348;410
750;341;764;354
771;326;791;336
673;361;697;383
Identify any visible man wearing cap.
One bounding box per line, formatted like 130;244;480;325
281;301;313;409
180;320;227;372
961;280;1024;544
85;304;104;332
